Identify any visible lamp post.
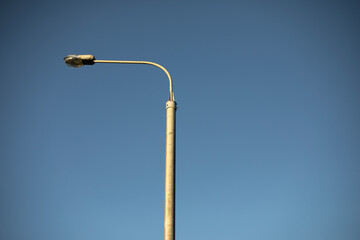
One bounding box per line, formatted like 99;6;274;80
64;54;176;240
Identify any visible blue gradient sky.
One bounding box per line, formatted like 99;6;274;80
1;1;359;240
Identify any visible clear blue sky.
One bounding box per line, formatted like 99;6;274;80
1;1;359;239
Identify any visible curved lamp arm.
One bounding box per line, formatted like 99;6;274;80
95;60;174;101
64;55;175;101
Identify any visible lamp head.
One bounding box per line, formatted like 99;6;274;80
64;55;95;67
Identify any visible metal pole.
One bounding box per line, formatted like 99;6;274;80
95;59;177;240
164;100;176;240
64;55;177;239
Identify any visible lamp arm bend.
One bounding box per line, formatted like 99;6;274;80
94;60;175;101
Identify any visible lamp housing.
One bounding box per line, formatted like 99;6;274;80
64;55;95;67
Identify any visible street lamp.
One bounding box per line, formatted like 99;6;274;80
64;54;177;240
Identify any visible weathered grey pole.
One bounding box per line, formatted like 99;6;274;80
164;100;176;240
